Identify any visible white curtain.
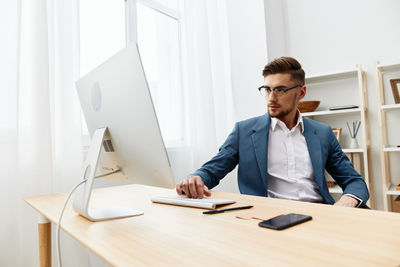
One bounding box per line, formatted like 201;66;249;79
180;0;238;192
0;0;88;266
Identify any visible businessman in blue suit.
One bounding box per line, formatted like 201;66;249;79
176;57;369;208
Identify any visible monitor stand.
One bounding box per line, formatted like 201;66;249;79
72;127;143;221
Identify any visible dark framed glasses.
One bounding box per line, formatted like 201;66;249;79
258;84;302;97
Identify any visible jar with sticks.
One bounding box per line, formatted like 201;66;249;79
346;121;361;148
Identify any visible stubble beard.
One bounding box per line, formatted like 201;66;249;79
268;99;297;120
268;107;291;119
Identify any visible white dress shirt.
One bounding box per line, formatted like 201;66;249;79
267;114;324;203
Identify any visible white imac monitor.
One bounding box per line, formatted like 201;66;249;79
73;43;175;221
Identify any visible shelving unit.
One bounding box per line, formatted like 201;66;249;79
303;65;373;208
387;185;400;196
342;148;364;153
381;104;400;111
328;185;343;194
383;147;400;152
302;108;361;117
376;62;400;212
305;69;358;83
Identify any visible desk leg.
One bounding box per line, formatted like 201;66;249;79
38;214;51;267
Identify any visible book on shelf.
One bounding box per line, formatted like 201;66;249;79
329;105;359;111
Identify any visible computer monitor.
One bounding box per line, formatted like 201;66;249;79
73;43;175;221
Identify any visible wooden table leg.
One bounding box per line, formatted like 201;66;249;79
38;214;51;267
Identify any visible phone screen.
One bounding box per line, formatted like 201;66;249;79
258;213;312;230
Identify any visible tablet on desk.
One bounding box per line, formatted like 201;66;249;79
151;196;236;209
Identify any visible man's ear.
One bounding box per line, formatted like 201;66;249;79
298;86;306;100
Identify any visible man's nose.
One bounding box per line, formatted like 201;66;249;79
267;91;277;101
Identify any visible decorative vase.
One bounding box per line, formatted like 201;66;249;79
350;138;359;149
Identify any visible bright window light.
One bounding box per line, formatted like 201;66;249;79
79;0;126;76
137;3;184;145
79;0;126;146
79;0;185;147
149;0;179;12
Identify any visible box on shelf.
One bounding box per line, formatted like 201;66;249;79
393;196;400;213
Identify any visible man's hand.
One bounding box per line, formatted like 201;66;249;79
334;195;359;207
176;176;211;199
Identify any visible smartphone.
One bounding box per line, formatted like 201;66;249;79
258;213;312;230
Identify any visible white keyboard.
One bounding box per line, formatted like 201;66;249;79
151;195;236;209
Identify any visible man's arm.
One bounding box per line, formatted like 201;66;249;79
176;123;240;198
325;129;369;207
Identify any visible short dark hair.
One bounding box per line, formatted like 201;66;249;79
262;57;305;85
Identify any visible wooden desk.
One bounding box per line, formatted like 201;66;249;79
25;184;400;266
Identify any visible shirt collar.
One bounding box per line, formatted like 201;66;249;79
270;110;304;133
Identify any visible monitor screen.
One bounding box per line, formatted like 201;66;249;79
75;43;175;189
73;43;177;221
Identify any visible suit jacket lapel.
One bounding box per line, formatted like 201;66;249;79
251;114;270;193
303;119;324;187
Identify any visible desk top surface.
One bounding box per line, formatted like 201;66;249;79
25;184;400;266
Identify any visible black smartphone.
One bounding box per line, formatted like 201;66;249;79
258;213;312;230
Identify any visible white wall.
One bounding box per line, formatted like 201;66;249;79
263;0;400;210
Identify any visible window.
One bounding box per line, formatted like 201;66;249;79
79;0;185;148
79;0;126;147
79;0;126;76
136;1;184;146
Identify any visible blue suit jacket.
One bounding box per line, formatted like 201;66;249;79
192;114;369;205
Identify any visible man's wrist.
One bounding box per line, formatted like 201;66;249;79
344;194;361;207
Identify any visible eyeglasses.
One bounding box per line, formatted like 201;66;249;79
258;84;302;97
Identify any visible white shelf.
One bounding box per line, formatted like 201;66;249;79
342;148;364;153
381;104;400;111
377;62;400;73
386;184;400;196
306;64;372;207
306;69;358;83
328;185;342;194
383;147;400;152
302;108;361;117
377;63;400;210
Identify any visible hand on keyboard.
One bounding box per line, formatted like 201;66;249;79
176;176;211;199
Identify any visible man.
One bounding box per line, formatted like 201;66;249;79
176;57;369;208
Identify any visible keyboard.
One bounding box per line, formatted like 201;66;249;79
150;195;236;209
